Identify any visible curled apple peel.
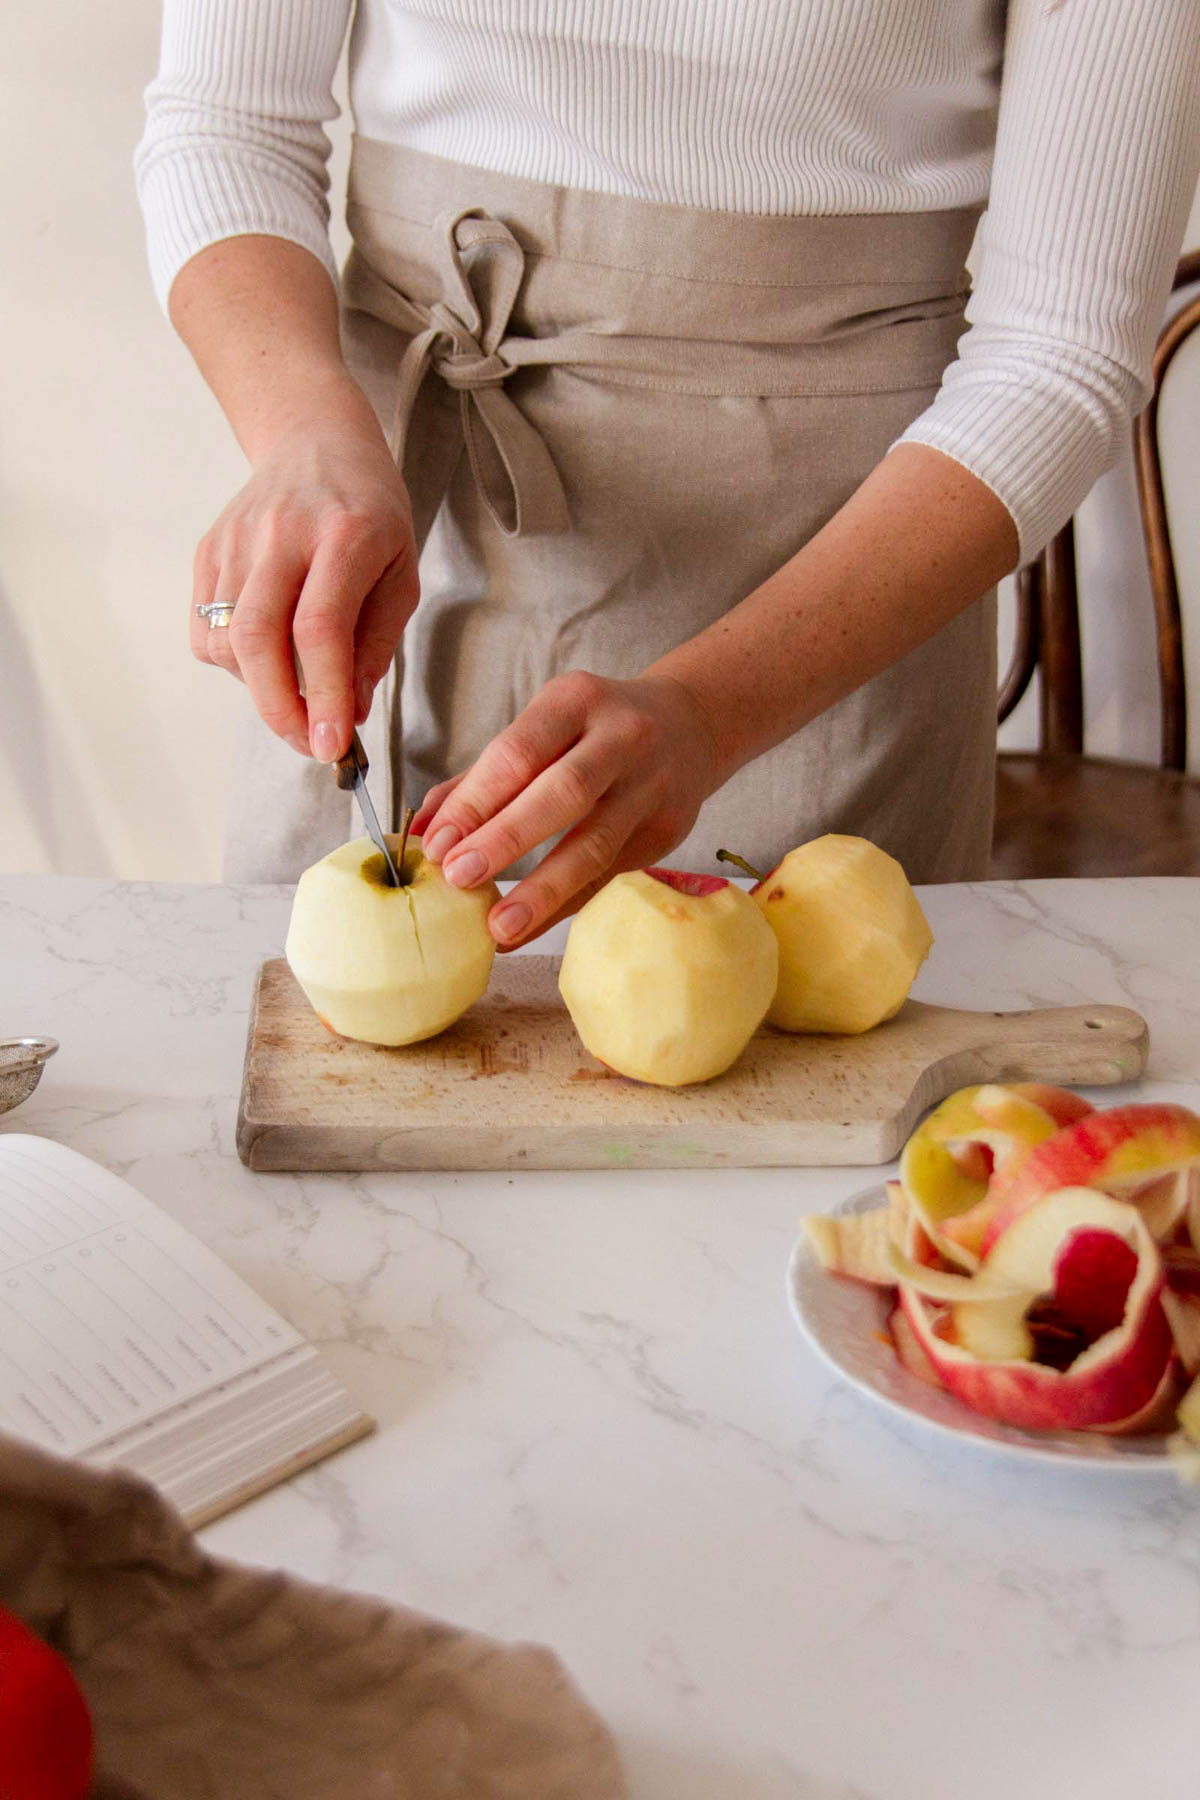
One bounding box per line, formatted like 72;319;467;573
887;1302;942;1388
805;1205;895;1286
898;1083;1094;1270
976;1104;1200;1256
806;1087;1200;1458
899;1189;1173;1431
1161;1290;1200;1377
884;1242;1027;1304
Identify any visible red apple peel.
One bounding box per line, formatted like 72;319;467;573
900;1193;1173;1431
978;1104;1200;1257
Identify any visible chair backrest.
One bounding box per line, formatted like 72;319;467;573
998;250;1200;769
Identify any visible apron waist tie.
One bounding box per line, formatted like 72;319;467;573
349;208;571;538
344;200;975;539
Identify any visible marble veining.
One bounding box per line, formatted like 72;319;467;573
2;872;1199;1800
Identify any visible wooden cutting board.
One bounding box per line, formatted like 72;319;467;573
236;957;1149;1172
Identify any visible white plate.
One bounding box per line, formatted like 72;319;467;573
788;1186;1175;1470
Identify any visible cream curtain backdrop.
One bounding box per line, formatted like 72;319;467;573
2;2;1198;882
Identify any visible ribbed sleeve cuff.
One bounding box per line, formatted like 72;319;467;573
896;350;1145;565
137;146;339;312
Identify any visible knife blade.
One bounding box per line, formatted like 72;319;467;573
335;732;402;887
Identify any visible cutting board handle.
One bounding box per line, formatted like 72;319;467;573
932;1001;1149;1088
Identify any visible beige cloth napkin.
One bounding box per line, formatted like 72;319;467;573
0;1435;627;1800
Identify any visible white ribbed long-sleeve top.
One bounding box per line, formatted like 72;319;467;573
136;0;1200;560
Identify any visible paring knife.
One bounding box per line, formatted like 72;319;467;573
290;644;403;888
335;732;402;887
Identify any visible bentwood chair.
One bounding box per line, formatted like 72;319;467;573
991;252;1200;878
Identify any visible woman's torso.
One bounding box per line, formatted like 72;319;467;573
348;0;1006;218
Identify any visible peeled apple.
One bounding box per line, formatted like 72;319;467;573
751;835;932;1034
558;867;778;1086
286;834;499;1045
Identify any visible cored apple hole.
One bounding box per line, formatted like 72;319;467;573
360;849;412;889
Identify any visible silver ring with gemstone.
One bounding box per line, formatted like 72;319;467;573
196;600;237;629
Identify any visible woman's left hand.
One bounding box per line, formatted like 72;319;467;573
411;669;723;947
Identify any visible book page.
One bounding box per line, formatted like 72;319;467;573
0;1135;302;1459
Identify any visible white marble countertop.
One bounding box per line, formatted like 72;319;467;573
3;873;1199;1800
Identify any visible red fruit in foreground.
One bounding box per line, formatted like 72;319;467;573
644;867;729;897
0;1606;94;1800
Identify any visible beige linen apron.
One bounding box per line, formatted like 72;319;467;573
226;140;996;886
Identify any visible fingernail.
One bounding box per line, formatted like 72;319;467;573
491;901;531;941
356;677;373;718
287;732;311;756
443;848;488;888
423;825;460;863
312;721;339;761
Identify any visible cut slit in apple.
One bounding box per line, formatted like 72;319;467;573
285;834;499;1045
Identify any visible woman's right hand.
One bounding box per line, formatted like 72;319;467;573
189;406;419;763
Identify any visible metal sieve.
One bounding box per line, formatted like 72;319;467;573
0;1038;59;1114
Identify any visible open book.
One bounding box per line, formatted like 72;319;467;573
0;1134;373;1528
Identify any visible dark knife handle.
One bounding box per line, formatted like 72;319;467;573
334;732;369;791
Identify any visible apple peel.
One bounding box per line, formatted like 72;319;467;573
976;1104;1200;1258
887;1302;943;1388
1091;1356;1182;1436
899;1083;1094;1270
885;1242;1027;1304
1128;1168;1196;1243
1167;1435;1200;1481
804;1206;894;1286
1167;1368;1200;1476
1187;1182;1200;1254
900;1189;1173;1431
1164;1292;1200;1378
805;1090;1200;1466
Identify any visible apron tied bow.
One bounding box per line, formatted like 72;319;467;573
379;208;570;537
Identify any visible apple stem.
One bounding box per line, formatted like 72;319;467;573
716;847;763;882
395;805;416;886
